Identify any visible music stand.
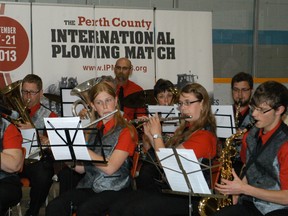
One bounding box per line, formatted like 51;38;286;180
156;148;223;216
212;105;236;138
147;105;180;132
41;116;108;216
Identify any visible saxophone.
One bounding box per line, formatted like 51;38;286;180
198;121;255;216
235;100;242;129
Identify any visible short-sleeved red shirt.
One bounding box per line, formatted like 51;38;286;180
182;129;217;159
3;123;22;149
97;118;137;156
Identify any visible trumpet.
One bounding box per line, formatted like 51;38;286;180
130;115;192;125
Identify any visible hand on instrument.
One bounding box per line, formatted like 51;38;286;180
17;121;34;129
78;108;89;119
214;169;245;196
146;113;162;136
39;134;50;145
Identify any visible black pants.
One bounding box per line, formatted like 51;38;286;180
19;159;54;216
57;166;84;195
46;187;131;216
0;175;22;215
109;189;200;216
212;201;288;216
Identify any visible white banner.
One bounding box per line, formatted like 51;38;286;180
1;3;213;114
0;2;31;88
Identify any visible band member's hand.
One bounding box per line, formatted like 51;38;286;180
214;169;245;195
39;134;50;145
147;113;162;135
17;121;34;129
78;108;89;119
232;195;239;205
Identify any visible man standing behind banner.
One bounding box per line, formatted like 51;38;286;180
114;57;146;121
17;74;57;216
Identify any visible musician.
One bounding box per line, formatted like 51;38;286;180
0;116;23;215
136;78;177;190
109;83;217;216
214;81;288;216
46;82;137;216
114;57;146;120
57;75;118;195
17;74;57;216
78;75;117;119
230;72;254;175
231;72;254;130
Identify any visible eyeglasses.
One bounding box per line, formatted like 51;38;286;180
94;98;115;107
249;105;274;114
115;66;131;71
21;89;40;96
232;87;251;93
177;99;201;107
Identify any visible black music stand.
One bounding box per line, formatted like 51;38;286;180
212;105;236;138
40;117;108;216
157;148;224;216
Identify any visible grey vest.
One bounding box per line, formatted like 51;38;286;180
239;122;288;214
0;118;18;180
77;124;132;193
31;104;53;130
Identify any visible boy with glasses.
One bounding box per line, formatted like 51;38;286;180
214;81;288;216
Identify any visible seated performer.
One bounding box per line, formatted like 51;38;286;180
46;82;137;216
135;78;177;190
213;81;288;216
109;82;217;216
17;74;57;216
0;116;23;215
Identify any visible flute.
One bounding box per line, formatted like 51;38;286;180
130;115;192;125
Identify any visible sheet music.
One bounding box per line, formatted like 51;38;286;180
212;105;236;138
156;148;211;194
148;105;179;132
21;128;40;159
44;117;91;161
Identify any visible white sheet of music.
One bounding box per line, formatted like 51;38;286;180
156;148;211;194
21;128;40;159
148;105;180;132
212;105;236;138
44;117;91;161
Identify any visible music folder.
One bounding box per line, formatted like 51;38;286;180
156;148;211;195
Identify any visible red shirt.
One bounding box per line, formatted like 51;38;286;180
116;80;146;121
183;129;217;159
241;121;288;189
97;118;137;156
3;123;23;149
